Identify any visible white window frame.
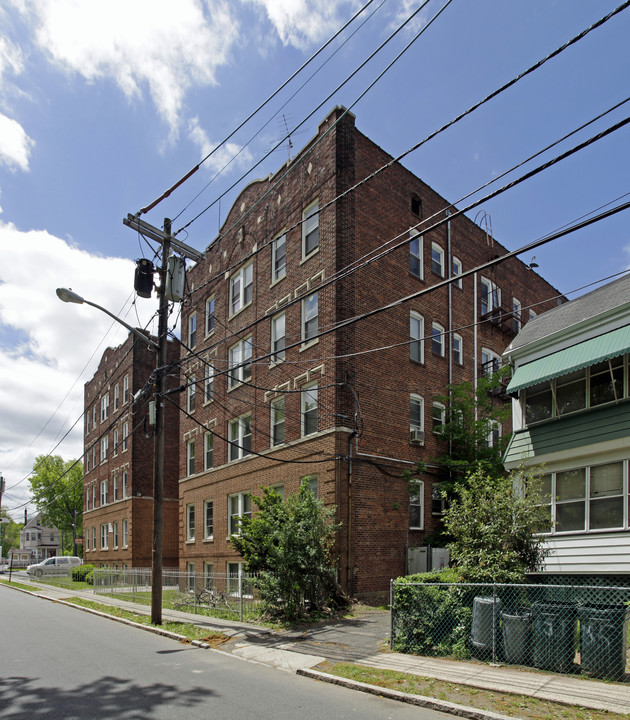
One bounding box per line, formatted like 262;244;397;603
113;428;119;456
228;414;252;461
481;348;501;376
204;500;214;540
302;201;319;258
410;311;424;363
113;384;120;411
409;480;424;530
100;479;108;505
186;503;195;542
92;526;96;551
123;375;129;404
122;421;128;451
187;439;196;476
409;230;423;278
100;524;108;550
228;336;253;389
453;333;463;365
410;394;424;432
452;256;462;288
271;311;286;363
230;261;253;316
228;493;252;536
204;432;214;470
480;277;501;316
432;402;446;434
188;313;197;349
100;436;109;463
512;297;522;334
204;562;214;587
113;521;119;549
272;231;287;282
122;470;128;498
187;376;196;414
204;364;215;404
113;473;119;501
302;292;318;345
301;382;318;437
205;296;215;336
271;396;285;446
431;243;444;277
431;322;445;357
100;393;109;422
122;518;128;547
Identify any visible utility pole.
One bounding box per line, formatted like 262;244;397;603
123;213;202;625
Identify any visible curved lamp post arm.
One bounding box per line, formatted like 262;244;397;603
56;288;158;349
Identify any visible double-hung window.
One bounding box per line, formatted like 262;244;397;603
272;232;287;281
431;322;445;357
113;521;119;549
186;503;195;541
230;262;253;315
409;480;424;530
113;384;120;411
187;439;196;476
204;432;213;470
432;402;446;434
123;375;129;404
453;333;463;365
301;383;318;436
271;312;286;363
302;201;319;258
481;348;501;376
100;436;109;463
113;473;119;501
100;393;109;422
204;364;214;403
480;277;501;316
409;230;423;278
122;518;128;547
229;414;252;461
187;376;196;413
228;492;252;535
410;311;424;363
452;256;462;288
431;243;444;276
271;396;285;446
206;296;215;335
113;428;119;456
410;394;424;433
100;524;108;550
512;298;522;334
228;337;253;388
100;479;108;505
302;292;318;344
204;500;214;540
188;314;197;349
122;421;128;451
123;470;128;497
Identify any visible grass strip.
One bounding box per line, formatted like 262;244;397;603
320;662;627;720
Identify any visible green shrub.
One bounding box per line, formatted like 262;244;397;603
73;564;95;583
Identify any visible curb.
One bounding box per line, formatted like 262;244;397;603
297;669;517;720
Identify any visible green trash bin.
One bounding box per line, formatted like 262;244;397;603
502;610;531;665
578;605;630;680
532;602;578;673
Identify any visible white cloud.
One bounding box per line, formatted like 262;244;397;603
246;0;351;49
16;0;240;139
187;116;254;175
0;221;158;513
0;112;33;170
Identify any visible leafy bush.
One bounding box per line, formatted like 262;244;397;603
391;570;474;658
73;564;95;584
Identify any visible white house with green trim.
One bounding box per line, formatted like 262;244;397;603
503;273;630;578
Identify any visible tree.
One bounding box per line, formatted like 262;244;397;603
0;508;23;557
28;455;83;556
441;466;549;583
433;366;512;481
230;483;344;620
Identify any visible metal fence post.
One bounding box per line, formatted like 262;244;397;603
492;583;497;664
390;579;394;648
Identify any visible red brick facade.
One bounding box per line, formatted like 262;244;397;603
175;107;561;599
82;331;180;568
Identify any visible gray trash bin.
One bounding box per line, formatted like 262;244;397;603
502;610;531;665
471;596;501;658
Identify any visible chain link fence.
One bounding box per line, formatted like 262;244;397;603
93;568;261;622
391;580;630;682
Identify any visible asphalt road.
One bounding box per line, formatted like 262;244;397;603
0;586;450;720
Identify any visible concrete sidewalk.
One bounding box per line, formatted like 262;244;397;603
11;577;630;717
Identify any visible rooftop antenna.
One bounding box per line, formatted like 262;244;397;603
281;114;294;161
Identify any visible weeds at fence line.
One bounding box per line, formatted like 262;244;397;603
391;579;630;683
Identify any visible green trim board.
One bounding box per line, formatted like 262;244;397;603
506;325;630;393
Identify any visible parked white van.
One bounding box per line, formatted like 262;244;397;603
26;556;83;578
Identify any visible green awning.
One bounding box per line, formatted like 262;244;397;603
506;325;630;394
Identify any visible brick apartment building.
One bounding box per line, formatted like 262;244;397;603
83;331;180;568
177;106;561;600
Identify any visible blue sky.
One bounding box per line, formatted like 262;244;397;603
0;0;628;517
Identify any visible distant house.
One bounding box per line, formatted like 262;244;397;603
20;513;59;562
503;273;630;579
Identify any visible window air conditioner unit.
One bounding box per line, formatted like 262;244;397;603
409;429;425;445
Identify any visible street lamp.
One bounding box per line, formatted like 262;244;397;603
56;286;166;624
55;289;158;349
